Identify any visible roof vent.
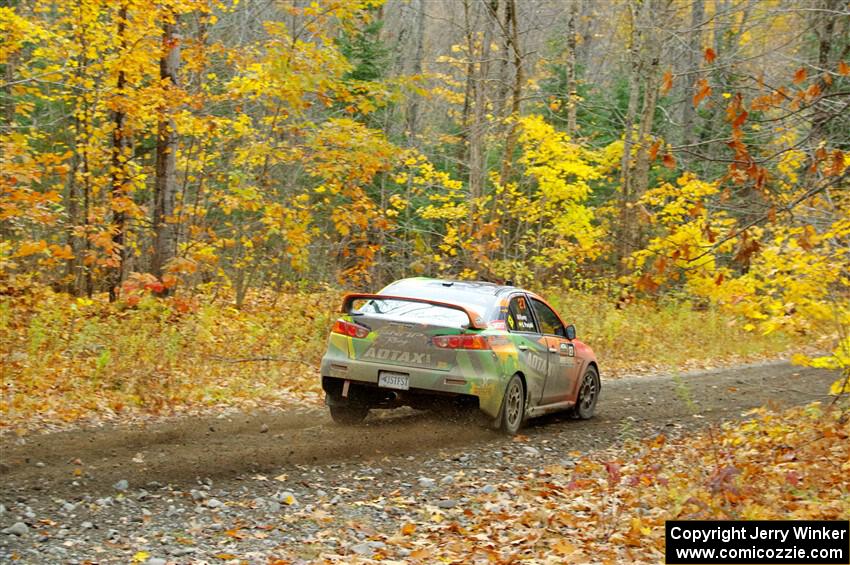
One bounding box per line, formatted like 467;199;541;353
441;281;454;287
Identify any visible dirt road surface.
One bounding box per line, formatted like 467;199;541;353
0;361;840;563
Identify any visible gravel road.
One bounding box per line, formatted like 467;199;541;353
0;361;839;563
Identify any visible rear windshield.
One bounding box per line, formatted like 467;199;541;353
379;281;495;312
357;299;471;327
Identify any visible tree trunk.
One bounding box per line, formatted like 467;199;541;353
806;0;841;175
64;122;82;294
65;5;93;296
457;0;476;171
2;52;15;129
616;0;665;272
109;3;129;302
405;0;426;145
494;1;512;127
499;0;523;182
565;0;580;136
615;1;643;272
680;0;703;147
468;0;498;203
77;112;93;297
629;39;663;253
151;16;180;281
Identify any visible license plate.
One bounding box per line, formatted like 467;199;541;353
378;371;410;391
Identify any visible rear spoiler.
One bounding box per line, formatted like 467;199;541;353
341;293;487;329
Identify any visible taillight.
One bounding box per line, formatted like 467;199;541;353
432;334;490;350
331;319;370;339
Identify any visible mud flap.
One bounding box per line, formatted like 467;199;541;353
488;408;503;430
325;390;350;407
477;379;507;419
487;378;521;430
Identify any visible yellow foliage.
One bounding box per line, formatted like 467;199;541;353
629;173;735;294
719;222;847;336
13;239;48;258
830;376;850;396
393;115;613;282
514;116;608;265
0;7;51;62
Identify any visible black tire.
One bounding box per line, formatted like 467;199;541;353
329;404;369;425
497;374;526;435
573;365;600;420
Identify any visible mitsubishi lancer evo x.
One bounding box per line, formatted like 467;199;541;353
319;278;600;434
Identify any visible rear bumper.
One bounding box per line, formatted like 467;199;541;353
320;356;504;417
322;375;480;412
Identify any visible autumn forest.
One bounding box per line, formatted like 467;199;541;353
0;0;844;300
1;0;849;562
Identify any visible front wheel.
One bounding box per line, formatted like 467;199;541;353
496;374;526;435
329;404;369;425
573;366;600;420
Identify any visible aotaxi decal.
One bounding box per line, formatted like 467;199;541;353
519;337;548;374
363;348;432;365
524;349;547;373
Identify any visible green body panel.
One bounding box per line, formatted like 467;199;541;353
320;314;550;418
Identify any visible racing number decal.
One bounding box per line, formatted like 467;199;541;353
509;296;536;332
558;341;576;366
561;342;575;357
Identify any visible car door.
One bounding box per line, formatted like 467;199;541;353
530;297;579;405
504;294;548;404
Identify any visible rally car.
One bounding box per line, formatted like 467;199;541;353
319;278;600;434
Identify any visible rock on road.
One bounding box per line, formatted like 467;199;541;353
0;361;839;563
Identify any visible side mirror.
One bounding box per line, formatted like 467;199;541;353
565;324;576;341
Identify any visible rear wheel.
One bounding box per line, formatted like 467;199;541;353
329;404;369;425
573;366;600;419
497;374;525;435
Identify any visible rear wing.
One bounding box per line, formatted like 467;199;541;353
341;293;487;329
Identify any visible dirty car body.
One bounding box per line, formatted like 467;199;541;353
320;278;600;432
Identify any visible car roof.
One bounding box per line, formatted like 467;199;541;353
380;277;522;298
374;278;564;326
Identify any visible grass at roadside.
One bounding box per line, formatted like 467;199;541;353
0;285;813;432
1;288;337;432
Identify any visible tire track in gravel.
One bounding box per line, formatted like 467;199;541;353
0;361;839;502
